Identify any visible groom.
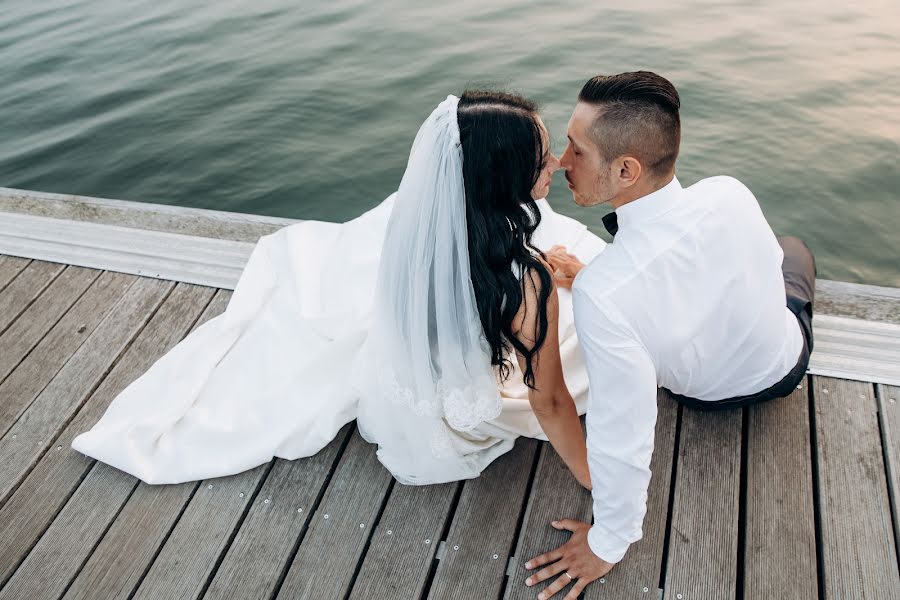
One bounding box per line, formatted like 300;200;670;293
524;71;816;598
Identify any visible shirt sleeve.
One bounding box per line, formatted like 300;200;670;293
571;286;658;564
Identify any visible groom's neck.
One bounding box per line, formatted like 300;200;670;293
610;172;675;210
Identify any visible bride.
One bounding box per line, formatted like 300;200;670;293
72;91;607;488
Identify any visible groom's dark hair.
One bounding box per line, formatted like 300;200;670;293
579;71;681;177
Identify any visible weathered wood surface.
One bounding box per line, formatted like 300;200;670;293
0;283;212;597
0;270;134;437
0;260;64;334
348;479;458;599
4;194;899;326
0;461;142;600
878;384;900;562
816;279;900;325
204;424;353;600
813;376;900;599
809;315;900;386
664;408;743;600
275;431;394;600
1;258;900;598
131;464;273;600
0;277;174;506
0;255;30;293
1;187;295;242
428;438;538;600
505;440;592;600
0;281;195;586
744;384;818;599
586;391;680;600
0;212;253;290
0;266;99;386
61;291;231;600
64;478;199;600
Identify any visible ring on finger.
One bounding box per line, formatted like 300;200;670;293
564;571;574;581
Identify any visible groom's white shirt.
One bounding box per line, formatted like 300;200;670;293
571;175;803;563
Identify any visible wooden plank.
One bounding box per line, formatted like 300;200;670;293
809;316;900;386
64;478;199;600
0;187;295;243
0;279;192;586
275;430;393;600
347;480;458;599
0;211;254;290
0;260;64;334
0;265;100;394
585;391;679;599
129;463;273;600
504;442;592;600
878;384;900;563
0;272;141;437
816;279;900;326
663;408;742;600
0;462;143;600
60;293;237;600
0;285;214;599
813;376;900;598
504;393;679;600
202;424;353;600
427;438;537;600
744;384;818;599
0;255;29;293
0;277;176;505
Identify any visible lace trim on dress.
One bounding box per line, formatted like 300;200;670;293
437;375;502;431
390;372;503;456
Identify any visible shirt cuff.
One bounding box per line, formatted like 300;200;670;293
586;524;630;564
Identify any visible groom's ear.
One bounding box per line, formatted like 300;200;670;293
616;155;643;188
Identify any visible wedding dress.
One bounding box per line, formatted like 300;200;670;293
72;97;606;485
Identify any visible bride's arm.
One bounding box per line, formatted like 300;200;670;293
511;263;592;490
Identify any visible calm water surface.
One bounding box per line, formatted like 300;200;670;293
1;0;898;285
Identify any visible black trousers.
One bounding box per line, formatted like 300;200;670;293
668;236;817;412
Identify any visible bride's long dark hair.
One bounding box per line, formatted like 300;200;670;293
457;90;553;390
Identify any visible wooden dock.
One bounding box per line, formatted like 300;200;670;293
0;189;898;599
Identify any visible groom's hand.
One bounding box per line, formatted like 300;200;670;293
546;246;585;290
523;519;615;599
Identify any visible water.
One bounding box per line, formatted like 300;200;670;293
1;0;898;286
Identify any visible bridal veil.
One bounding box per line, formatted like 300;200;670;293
353;95;505;483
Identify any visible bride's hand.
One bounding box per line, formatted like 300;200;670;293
546;245;585;289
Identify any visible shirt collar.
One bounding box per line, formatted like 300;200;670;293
615;175;683;231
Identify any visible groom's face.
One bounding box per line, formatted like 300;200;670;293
560;102;617;207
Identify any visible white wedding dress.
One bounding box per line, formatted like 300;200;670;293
71;194;606;485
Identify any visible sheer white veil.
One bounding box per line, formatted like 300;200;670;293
353;95;504;484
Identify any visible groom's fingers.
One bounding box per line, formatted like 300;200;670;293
554;275;574;290
564;579;589;600
525;558;567;586
524;547;563;570
552;519;582;532
536;573;574;600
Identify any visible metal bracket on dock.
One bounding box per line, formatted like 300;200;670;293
435;541;448;561
506;555;518;578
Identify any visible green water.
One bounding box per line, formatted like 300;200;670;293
1;0;898;286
